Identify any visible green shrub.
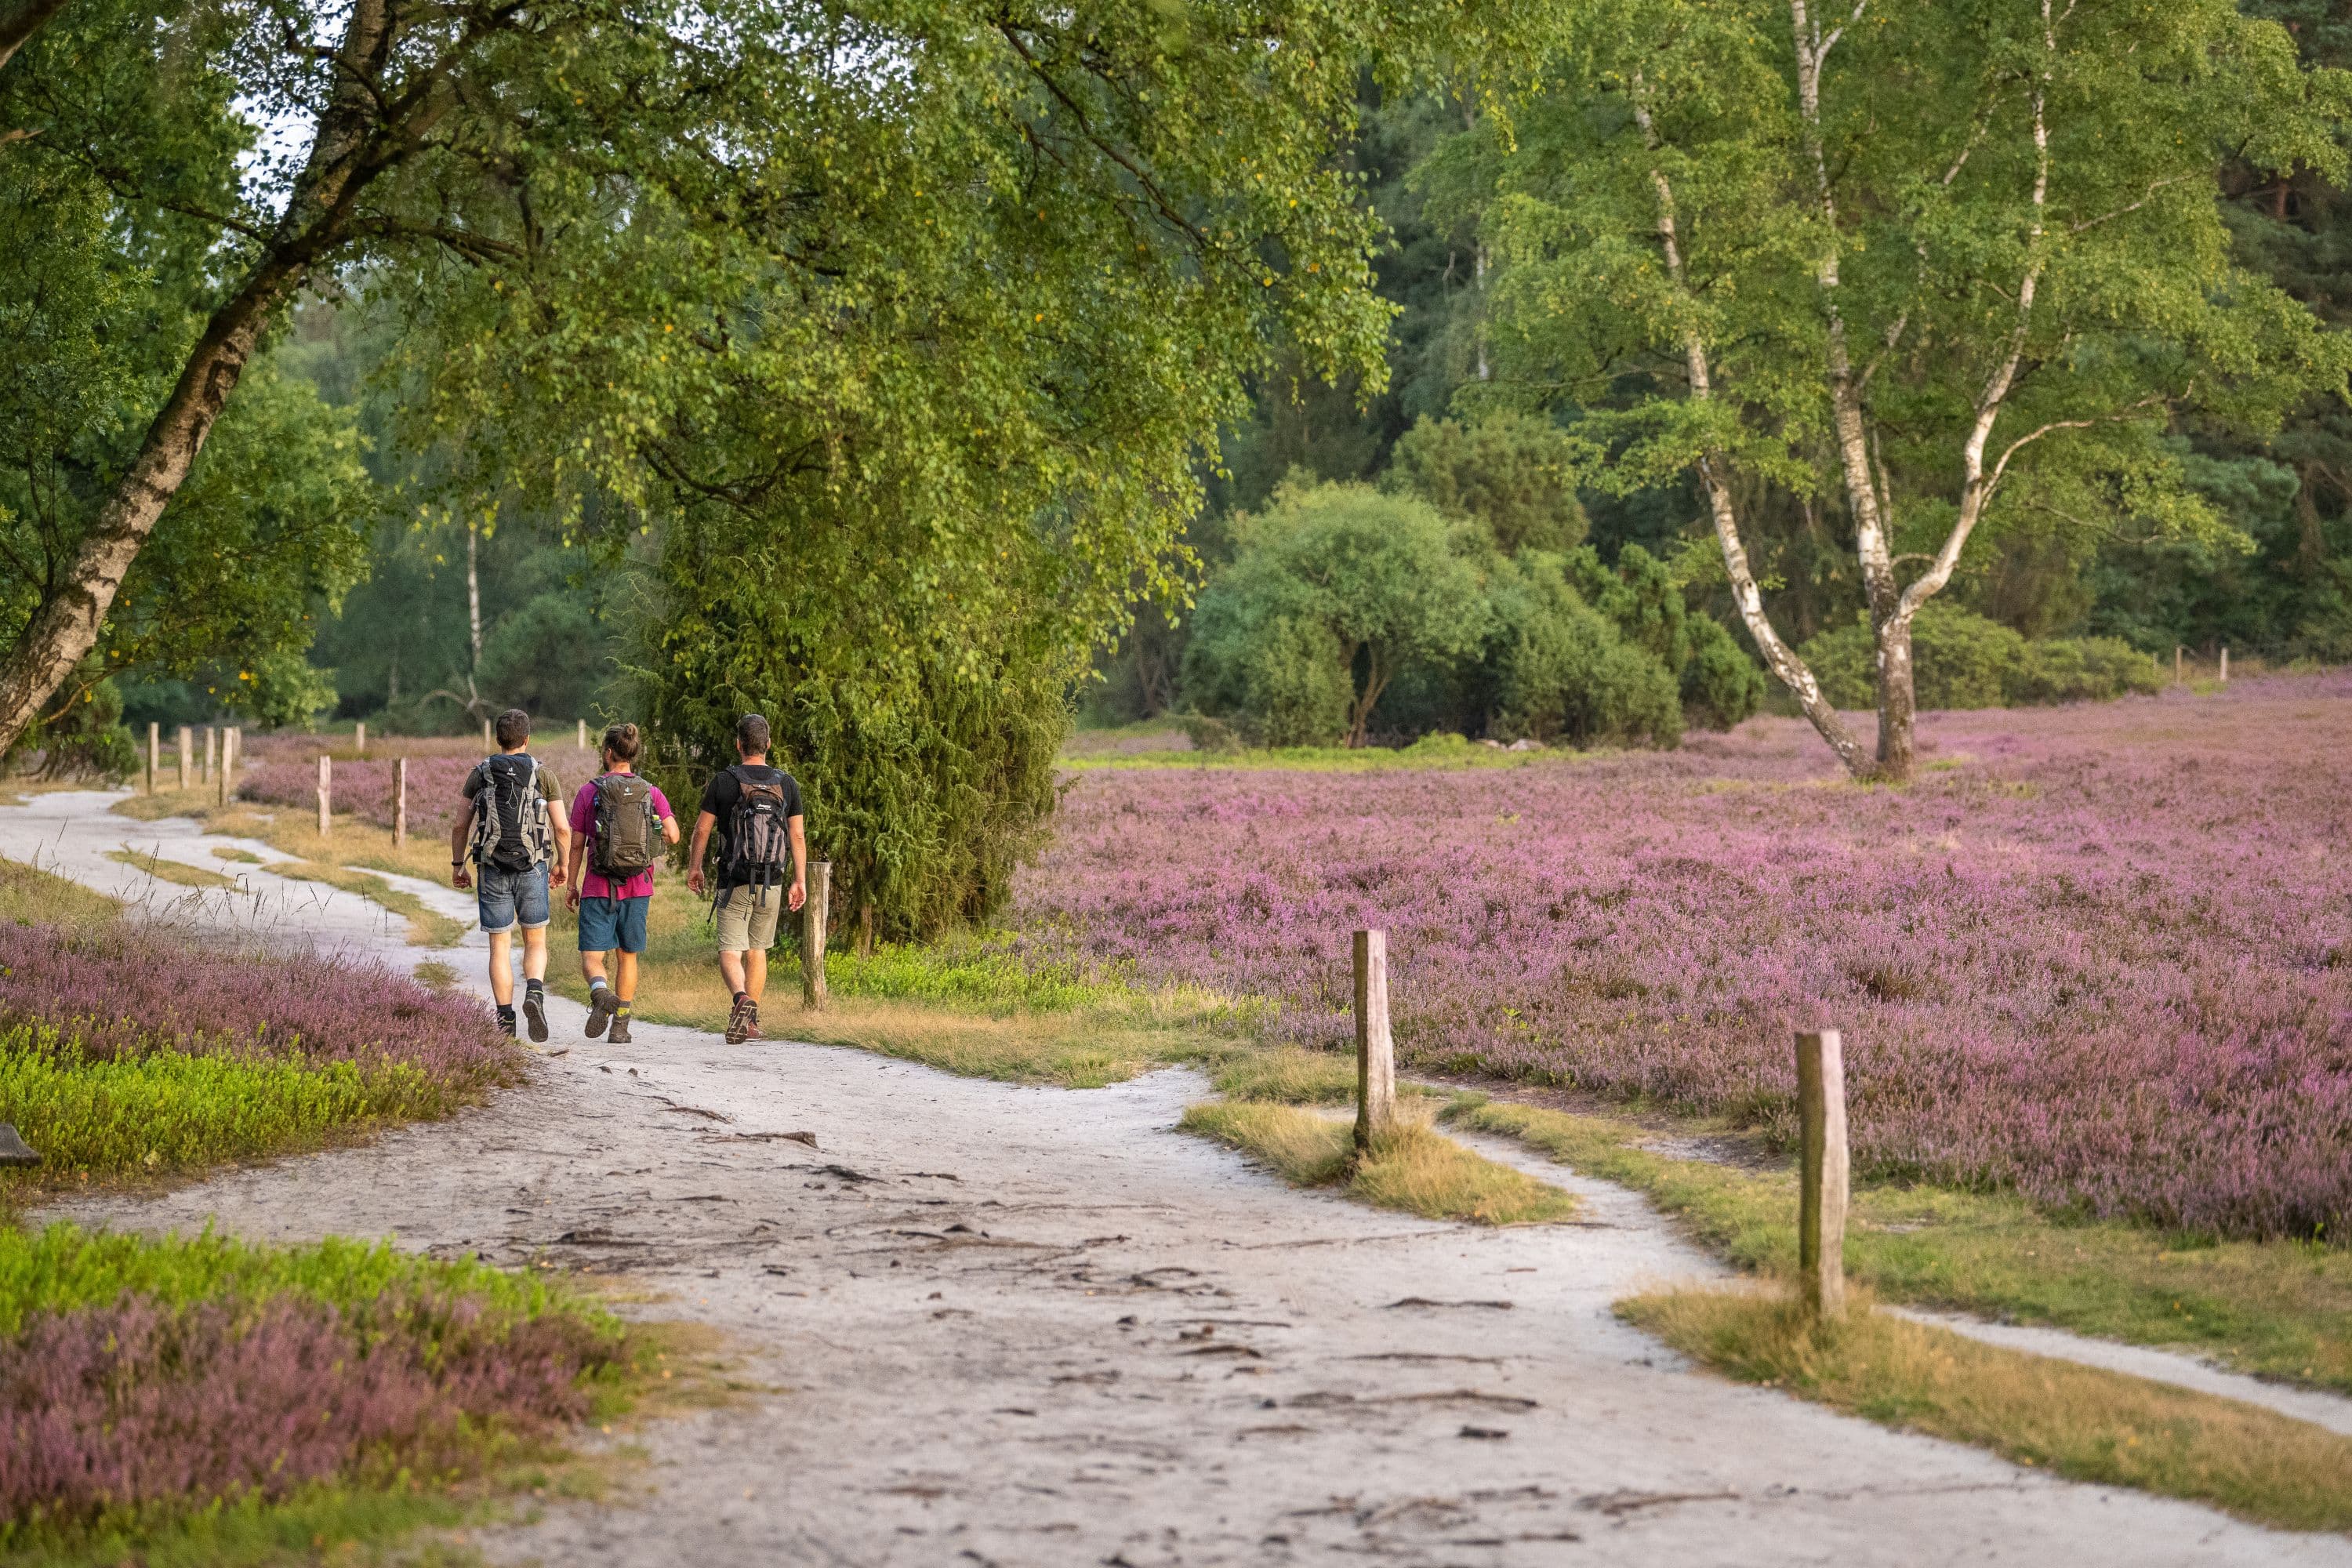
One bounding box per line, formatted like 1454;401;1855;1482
1181;483;1486;747
2012;636;2165;703
1489;554;1682;747
1570;544;1764;731
1803;604;2164;710
4;670;136;781
1680;615;1769;730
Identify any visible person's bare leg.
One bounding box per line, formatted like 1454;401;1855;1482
745;949;767;1004
719;949;749;994
521;926;549;982
486;931;515;1007
615;949;640;1004
581;949;609;986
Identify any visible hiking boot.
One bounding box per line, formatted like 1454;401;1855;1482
724;994;753;1046
608;1016;632;1045
584;987;618;1040
742;1000;763;1041
496;1009;517;1038
522;989;549;1044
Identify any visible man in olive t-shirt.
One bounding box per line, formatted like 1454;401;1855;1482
686;713;804;1044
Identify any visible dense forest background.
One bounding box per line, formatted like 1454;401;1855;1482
97;3;2352;744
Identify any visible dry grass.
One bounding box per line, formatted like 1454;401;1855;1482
103;848;238;891
0;856;118;930
1179;1099;1579;1226
1624;1284;2352;1534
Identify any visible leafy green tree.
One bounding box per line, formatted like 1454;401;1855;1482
1570;544;1765;730
1461;0;2351;780
1185;483;1487;747
1802;602;2158;710
1385;411;1588;554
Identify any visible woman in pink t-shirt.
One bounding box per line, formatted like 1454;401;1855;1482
562;723;680;1044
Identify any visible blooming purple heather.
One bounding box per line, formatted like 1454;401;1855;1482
1018;674;2352;1240
0;1289;608;1526
0;922;514;1092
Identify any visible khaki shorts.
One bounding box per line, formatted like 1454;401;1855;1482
713;884;784;953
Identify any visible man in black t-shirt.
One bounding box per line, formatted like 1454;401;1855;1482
686;713;805;1044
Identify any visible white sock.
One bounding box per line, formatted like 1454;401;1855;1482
589;976;607;994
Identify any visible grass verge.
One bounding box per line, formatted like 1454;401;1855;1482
0;1025;444;1185
1445;1095;2352;1396
0;858;116;929
102;848;238;891
1179;1099;1577;1226
1624;1284;2352;1534
264;860;466;948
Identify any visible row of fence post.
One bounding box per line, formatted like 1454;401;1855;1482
143;723;238;799
2174;645;2230;684
1350;927;1853;1322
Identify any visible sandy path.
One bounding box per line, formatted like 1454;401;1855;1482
9;792;2349;1566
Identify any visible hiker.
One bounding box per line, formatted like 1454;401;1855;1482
450;708;570;1041
564;722;680;1045
685;713;805;1045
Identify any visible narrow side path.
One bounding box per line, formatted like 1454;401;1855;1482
5;793;2347;1566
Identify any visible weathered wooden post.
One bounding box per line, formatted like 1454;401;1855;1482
218;728;237;805
801;860;831;1010
317;755;332;838
146;723;158;793
482;717;493;749
201;724;214;783
1795;1029;1849;1322
578;718;588;751
392;757;408;848
2175;645;2184;685
354;721;366;755
176;726;191;789
1354;929;1397;1151
2219;644;2230;684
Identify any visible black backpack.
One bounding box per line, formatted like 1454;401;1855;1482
721;766;791;890
590;772;660;880
469;754;553;873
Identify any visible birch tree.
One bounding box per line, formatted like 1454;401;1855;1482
1457;0;2352;779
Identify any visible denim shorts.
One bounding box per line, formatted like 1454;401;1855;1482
577;894;650;955
476;862;550;934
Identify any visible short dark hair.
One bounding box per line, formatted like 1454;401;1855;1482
601;722;641;762
735;713;770;755
494;708;531;749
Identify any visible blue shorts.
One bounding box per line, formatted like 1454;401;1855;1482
476;862;550;934
577;894;650;955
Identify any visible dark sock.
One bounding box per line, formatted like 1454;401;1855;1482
526;978;544;999
731;990;746;1004
497;1004;516;1024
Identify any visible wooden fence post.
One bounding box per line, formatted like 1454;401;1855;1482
392;757;408;848
2175;645;2184;685
201;725;214;783
482;717;493;750
176;726;191;790
354;721;366;755
2219;645;2229;684
1354;929;1396;1151
219;728;237;805
146;723;158;793
801;861;831;1009
578;718;588;751
1795;1029;1849;1322
317;755;332;838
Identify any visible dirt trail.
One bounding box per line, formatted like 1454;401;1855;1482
10;792;2350;1566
